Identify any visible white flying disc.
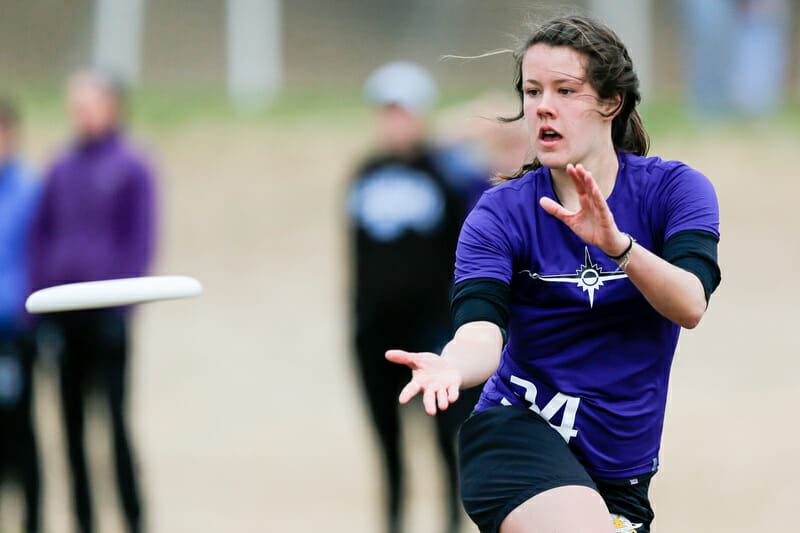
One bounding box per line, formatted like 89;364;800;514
25;276;203;314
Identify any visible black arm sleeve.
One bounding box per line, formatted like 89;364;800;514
662;229;721;303
451;277;511;343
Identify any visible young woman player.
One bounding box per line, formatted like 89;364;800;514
386;15;721;533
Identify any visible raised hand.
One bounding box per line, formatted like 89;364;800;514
385;350;462;415
539;164;628;257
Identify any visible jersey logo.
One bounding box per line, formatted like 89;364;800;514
520;247;627;307
348;166;446;242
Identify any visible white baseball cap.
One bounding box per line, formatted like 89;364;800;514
363;61;439;115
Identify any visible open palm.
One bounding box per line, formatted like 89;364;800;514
539;164;626;255
385;350;462;415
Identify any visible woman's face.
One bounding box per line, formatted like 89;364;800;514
67;74;118;140
375;104;426;152
521;44;616;171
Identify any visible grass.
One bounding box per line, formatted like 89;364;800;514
9;81;800;138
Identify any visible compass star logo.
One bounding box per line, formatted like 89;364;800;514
520;247;628;308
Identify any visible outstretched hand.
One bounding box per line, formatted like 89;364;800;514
539;164;628;256
385;350;462;415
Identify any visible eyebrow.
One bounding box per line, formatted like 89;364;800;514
524;76;584;85
524;70;585;85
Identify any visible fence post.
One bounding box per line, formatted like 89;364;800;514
227;0;283;110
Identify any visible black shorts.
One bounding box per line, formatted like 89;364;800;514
458;406;655;533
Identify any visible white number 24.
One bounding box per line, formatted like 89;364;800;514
501;375;580;443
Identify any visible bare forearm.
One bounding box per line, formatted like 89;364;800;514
540;164;711;329
441;321;504;388
621;243;706;329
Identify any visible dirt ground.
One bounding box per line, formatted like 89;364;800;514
5;110;799;532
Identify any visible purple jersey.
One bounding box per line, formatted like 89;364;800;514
455;152;719;478
30;131;156;293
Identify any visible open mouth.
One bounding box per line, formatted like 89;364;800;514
539;126;563;143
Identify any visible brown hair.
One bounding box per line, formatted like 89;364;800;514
497;15;649;182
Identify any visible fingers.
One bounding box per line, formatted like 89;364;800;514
423;388;437;416
581;170;607;211
388;350;459;415
572;165;603;204
385;349;418;369
398;380;421;404
566;164;588;196
447;384;460;403
571;165;597;207
402;382;454;414
570;164;611;217
571;163;592;183
539;196;573;222
437;388;450;411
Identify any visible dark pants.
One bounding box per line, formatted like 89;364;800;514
459;406;655;533
0;332;41;532
48;311;143;533
355;320;481;533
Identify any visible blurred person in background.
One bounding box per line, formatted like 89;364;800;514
677;0;790;118
0;99;42;533
29;68;156;533
347;61;487;533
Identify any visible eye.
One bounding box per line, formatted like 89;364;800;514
558;87;574;95
525;88;541;97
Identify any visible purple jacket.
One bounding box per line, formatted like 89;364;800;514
29;130;156;292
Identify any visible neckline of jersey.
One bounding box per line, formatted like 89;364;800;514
543;151;626;208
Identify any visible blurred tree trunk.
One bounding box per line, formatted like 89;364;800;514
227;0;283;110
93;0;145;83
587;0;653;98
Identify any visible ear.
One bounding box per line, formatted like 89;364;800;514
602;93;623;121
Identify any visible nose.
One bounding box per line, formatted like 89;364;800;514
536;90;556;119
